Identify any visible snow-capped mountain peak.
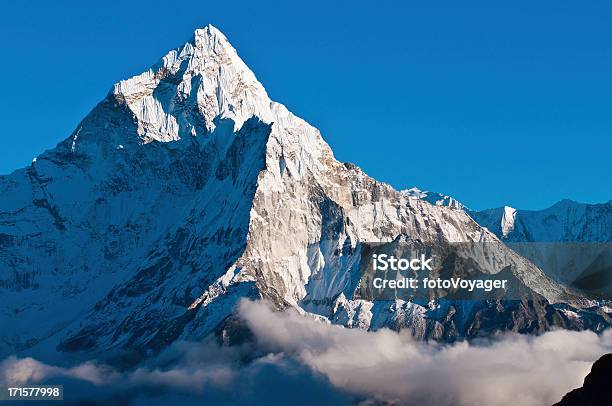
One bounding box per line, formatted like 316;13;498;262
0;25;605;365
401;187;466;210
112;24;274;142
106;24;332;183
472;200;612;242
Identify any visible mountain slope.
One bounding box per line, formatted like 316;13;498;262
471;200;612;242
471;200;612;298
0;25;607;366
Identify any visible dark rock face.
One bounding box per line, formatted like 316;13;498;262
554;353;612;406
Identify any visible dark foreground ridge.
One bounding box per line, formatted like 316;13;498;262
554;353;612;405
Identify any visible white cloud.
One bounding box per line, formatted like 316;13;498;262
238;300;612;406
1;300;610;406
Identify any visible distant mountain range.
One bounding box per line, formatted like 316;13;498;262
471;200;612;242
0;25;609;367
399;194;612;300
400;190;611;243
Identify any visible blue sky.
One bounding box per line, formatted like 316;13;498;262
0;1;610;210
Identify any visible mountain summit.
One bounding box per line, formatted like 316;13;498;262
112;24;276;141
0;26;608;365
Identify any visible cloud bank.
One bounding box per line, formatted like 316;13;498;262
1;300;610;405
239;300;612;406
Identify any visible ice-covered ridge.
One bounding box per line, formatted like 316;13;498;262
472;200;612;242
109;24;330;182
401;187;466;210
112;24;301;142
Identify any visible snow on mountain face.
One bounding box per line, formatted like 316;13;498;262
113;26;270;140
401;187;466;210
471;201;612;296
501;206;517;237
471;200;612;242
0;25;607;365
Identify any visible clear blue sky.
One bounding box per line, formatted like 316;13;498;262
1;1;610;210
